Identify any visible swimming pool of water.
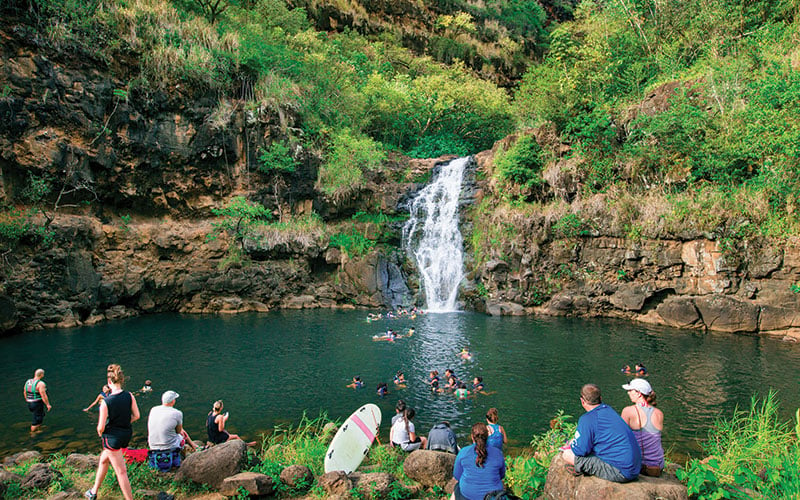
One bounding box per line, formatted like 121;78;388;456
2;310;799;460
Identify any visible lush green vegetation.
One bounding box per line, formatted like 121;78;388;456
677;392;800;499
505;0;800;239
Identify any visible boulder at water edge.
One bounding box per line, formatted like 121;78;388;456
3;450;42;466
219;471;274;497
21;463;59;490
402;449;455;487
65;453;99;472
543;454;688;500
175;439;247;489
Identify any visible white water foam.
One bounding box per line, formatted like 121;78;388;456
402;157;469;312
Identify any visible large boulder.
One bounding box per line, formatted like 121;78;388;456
318;470;352;496
656;297;701;328
402;450;455;488
280;464;314;490
65;453;99;472
21;463;58;490
349;472;397;499
542;454;688;500
174;439;247;489
695;295;759;333
3;450;42;466
219;471;274;497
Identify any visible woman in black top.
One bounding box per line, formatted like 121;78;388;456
206;400;242;444
85;364;140;500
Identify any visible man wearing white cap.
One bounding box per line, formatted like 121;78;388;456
147;390;198;455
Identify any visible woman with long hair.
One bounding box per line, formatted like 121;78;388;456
621;378;665;477
389;407;428;451
485;408;507;451
85;364;140;500
452;422;506;500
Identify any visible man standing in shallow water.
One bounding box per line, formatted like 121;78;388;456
23;368;52;433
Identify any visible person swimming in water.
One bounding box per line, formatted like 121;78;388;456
455;383;469;400
347;376;365;389
427;371;440;392
472;377;485;392
459;348;473;361
635;363;648;376
621;365;632;375
394;371;407;387
377;383;389;397
84;385;111;412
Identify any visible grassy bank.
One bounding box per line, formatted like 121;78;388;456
4;395;800;499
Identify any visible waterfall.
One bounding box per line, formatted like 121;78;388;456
402;157;469;312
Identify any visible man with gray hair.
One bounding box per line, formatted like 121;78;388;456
147;390;198;470
23;369;51;433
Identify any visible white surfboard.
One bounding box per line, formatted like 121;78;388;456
324;403;382;474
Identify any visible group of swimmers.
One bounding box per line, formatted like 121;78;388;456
621;363;648;376
366;306;425;322
348;364;490;401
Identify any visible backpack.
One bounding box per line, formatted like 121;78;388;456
483;490;521;500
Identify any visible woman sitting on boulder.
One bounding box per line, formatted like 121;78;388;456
620;378;664;477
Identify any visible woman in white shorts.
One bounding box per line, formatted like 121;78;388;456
390;407;428;451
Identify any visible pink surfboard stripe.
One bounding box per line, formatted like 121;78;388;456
351;414;375;442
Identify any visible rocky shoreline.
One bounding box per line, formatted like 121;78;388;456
0;433;690;500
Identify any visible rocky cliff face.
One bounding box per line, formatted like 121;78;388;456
0;21;423;334
1;21;798;338
464;130;800;341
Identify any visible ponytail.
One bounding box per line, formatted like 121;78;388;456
403;408;415;435
107;364;125;386
472;422;488;467
644;391;657;407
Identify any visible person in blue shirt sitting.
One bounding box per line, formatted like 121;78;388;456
452;422;506;500
561;383;641;483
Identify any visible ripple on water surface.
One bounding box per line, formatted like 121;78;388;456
1;310;800;459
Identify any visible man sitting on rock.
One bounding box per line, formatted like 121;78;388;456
426;421;459;454
147;390;199;470
561;383;641;483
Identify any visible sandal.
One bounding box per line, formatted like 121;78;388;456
565;464;582;477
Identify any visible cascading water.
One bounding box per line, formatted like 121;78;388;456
402;157;469;312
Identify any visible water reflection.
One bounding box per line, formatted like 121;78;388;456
1;311;799;460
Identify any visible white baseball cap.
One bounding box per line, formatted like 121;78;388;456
162;390;180;404
622;378;652;395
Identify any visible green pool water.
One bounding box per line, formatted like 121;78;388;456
2;310;799;460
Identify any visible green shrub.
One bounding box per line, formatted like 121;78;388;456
506;411;576;499
551;213;591;238
317;129;385;200
258;141;298;174
494;134;545;191
209;196;272;252
677;392;800;499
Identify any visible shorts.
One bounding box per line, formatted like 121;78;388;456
28;400;45;426
398;437;422;452
573;454;632;483
102;429;133;451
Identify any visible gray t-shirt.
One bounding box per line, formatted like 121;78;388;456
147;405;183;450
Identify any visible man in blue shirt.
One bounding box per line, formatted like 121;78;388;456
562;383;641;482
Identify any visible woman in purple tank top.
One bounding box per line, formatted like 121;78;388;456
621;378;665;477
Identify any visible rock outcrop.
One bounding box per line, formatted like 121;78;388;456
174;439;247;489
402;449;455;488
542;454;688;500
